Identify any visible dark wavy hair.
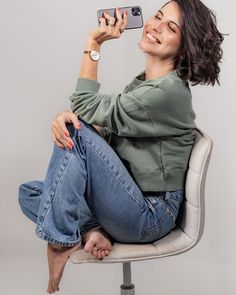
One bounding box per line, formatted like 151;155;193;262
163;0;224;86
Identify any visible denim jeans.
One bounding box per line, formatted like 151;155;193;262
18;119;184;247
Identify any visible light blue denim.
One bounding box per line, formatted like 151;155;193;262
18;119;184;247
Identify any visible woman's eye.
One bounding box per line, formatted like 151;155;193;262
168;25;176;33
155;15;161;20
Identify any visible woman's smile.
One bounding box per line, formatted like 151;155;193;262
146;32;161;44
139;1;182;64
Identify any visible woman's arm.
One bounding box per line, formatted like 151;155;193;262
79;9;128;137
80;8;128;80
79;39;101;81
51;8;128;149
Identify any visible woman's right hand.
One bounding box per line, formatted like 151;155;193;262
51;110;80;150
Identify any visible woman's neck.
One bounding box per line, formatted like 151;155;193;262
145;55;175;80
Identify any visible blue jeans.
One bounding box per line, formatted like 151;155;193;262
18;119;184;246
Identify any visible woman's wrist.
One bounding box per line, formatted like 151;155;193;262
86;38;101;51
79;38;101;80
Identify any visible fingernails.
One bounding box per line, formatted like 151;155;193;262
67;144;72;150
125;11;128;15
77;124;80;129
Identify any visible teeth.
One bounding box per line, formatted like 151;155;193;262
146;33;160;44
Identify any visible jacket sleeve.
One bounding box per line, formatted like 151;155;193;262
69;78;158;137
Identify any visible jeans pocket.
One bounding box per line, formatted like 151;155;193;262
139;206;176;243
165;190;184;217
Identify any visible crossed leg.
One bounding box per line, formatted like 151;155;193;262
18;120;154;293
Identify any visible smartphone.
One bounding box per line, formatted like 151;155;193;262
97;6;143;30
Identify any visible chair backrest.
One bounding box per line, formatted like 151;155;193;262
177;128;213;248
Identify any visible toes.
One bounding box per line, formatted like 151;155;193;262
47;279;59;294
97;250;103;260
101;251;106;259
84;240;96;253
83;230;112;259
96;250;109;260
92;247;98;257
92;246;111;258
96;251;101;259
47;281;53;293
51;279;59;292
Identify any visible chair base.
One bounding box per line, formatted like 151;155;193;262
121;262;135;295
120;284;135;295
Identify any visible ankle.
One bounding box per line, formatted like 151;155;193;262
49;243;65;251
82;226;102;242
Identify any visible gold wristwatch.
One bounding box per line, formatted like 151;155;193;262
84;50;100;61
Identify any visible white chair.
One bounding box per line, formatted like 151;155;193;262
70;128;213;295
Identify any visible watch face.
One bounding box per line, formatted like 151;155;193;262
90;50;100;61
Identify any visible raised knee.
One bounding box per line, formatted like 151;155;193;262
18;181;42;208
18;183;28;209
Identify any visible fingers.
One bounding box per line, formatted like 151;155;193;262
98;17;107;31
95;17;107;44
52;133;64;149
103;10;116;27
98;8;128;40
113;8;124;28
113;8;128;34
71;114;81;129
119;10;128;33
51;111;80;150
52;124;74;150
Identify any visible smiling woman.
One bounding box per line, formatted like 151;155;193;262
139;0;224;84
139;1;183;79
18;0;224;293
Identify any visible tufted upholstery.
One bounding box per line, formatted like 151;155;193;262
70;128;213;264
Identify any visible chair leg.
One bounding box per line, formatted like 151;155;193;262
120;262;135;295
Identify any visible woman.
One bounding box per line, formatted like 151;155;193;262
18;0;224;293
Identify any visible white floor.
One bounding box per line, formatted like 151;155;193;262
1;247;235;295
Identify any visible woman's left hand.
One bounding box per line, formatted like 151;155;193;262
88;8;128;45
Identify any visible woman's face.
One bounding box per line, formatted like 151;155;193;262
139;1;182;62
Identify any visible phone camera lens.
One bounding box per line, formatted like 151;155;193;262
131;7;141;16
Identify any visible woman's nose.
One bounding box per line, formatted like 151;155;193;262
152;22;162;33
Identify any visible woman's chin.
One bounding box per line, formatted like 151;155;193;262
139;41;151;52
139;40;158;52
139;44;158;56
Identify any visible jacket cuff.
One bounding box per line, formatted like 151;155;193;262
75;78;101;92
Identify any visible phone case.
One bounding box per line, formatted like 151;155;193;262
97;6;143;30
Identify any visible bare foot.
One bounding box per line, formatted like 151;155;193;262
82;226;112;260
47;243;80;293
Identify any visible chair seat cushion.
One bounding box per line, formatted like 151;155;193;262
69;227;194;264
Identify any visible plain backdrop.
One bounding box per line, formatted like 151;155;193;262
0;0;235;294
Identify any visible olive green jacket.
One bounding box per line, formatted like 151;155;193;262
69;70;196;192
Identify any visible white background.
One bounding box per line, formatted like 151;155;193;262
0;0;235;294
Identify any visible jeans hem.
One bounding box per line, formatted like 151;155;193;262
35;227;81;247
